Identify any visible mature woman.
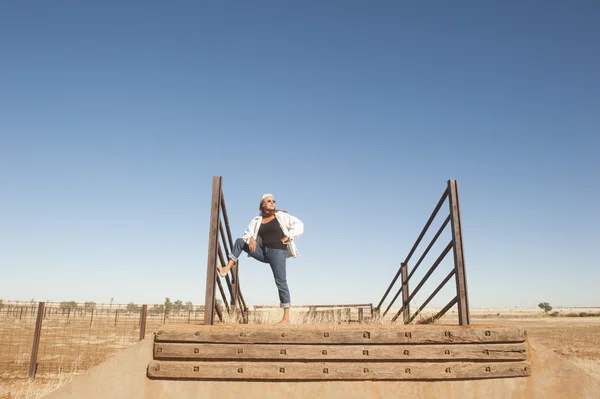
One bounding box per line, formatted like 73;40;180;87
217;193;304;324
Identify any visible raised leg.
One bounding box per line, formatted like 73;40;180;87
217;238;267;277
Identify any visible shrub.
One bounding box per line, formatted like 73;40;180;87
126;302;140;313
538;302;552;313
151;304;164;315
60;301;78;310
173;300;183;313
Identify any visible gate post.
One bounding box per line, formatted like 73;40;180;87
28;302;45;379
448;179;470;325
204;176;222;325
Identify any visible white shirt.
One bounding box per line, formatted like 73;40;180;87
243;212;304;258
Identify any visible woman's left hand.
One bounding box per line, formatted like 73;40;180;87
281;236;290;245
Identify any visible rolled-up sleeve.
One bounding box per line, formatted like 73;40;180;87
242;218;259;244
285;214;304;240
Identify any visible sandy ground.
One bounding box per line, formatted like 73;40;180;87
42;320;600;399
473;315;600;380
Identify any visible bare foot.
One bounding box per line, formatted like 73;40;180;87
277;319;291;325
216;264;228;277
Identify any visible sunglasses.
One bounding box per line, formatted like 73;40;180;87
265;200;276;203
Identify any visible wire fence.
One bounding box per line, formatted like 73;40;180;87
1;300;377;380
0;301;205;379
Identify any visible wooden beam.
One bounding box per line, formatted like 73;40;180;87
407;241;453;304
220;192;235;249
155;327;528;344
216;241;234;310
28;302;45;379
139;305;148;341
154;342;528;361
147;360;531;380
374;263;402;312
404;187;449;265
392;243;452;323
215;273;230;314
418;296;458;325
203;176;222;325
408;269;456;324
401;262;410;324
219;219;237;311
382;283;403;319
407;214;451;283
448;179;470;325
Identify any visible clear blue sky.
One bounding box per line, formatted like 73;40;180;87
1;1;598;309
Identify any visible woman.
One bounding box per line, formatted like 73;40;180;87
217;193;304;324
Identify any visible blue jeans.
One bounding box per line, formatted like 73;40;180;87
229;238;290;308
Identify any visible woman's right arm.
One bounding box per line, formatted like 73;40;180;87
243;218;258;244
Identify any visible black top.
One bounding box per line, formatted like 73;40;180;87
258;218;287;250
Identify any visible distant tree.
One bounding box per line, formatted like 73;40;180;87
185;301;193;311
60;301;78;310
173;300;183;313
164;298;173;316
126;302;141;313
84;302;96;311
538;302;553;313
151;304;165;315
0;299;4;310
109;297;114;310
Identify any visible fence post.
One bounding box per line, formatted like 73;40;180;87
231;261;239;312
401;262;410;323
139;305;148;341
28;302;45;379
448;179;470;325
204;176;222;325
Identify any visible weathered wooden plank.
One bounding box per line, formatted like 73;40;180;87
147;360;531;380
448;179;470;325
401;262;410;323
154;343;527;361
155;327;527;344
203;176;222;325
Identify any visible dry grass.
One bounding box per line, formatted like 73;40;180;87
0;307;205;379
0;303;205;399
562;312;600;318
211;306;374;325
0;372;74;399
242;307;371;325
